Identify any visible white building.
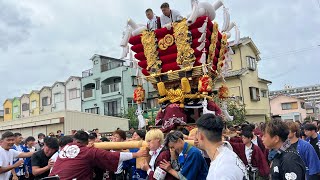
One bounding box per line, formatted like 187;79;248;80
270;84;320;104
51;82;66;112
65;76;82;111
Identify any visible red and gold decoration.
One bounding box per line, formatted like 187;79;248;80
141;30;162;74
198;75;213;95
218;84;229;99
133;85;145;104
173;18;196;68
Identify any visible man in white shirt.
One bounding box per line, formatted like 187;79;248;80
160;2;183;27
195;114;248;180
146;8;161;30
0;132;34;180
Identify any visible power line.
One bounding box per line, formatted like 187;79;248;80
261;45;320;60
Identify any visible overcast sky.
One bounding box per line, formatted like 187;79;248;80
0;0;320;109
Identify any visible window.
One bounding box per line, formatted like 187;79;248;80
5;108;10;114
300;102;305;109
249;87;260;101
281;102;298;110
104;99;121;117
247;56;256;70
85;107;100;114
294;115;300;121
69;89;80;100
96;79;100;90
128;99;137;109
42;97;50;106
94;60;99;65
54;93;63;102
101;78;121;94
31;100;37;109
13;106;19;113
147;98;159;109
261;90;268;98
132;76;138;86
22;103;29;111
101;60;123;72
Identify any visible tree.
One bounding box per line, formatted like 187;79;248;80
304;116;315;121
225;100;246;126
123;107;139;129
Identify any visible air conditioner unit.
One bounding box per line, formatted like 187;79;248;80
40;107;44;111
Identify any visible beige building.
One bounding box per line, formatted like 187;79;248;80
215;37;272;123
40;86;52;114
0;110;129;137
0;110;3;121
270;95;306;121
20;94;30;118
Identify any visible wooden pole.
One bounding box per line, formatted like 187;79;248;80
94;140;195;169
94;140;195;150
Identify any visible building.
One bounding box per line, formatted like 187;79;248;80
12;97;21;120
20;94;30;118
81;54;156;117
3;99;13;121
0;110;129;137
65;76;82;111
305;103;320;120
51;82;66;112
215;37;272;123
40;86;52;114
270;84;320;104
0;110;4;121
270;95;306;121
29;90;40;116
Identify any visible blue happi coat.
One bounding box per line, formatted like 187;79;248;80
177;142;208;180
297;139;320;177
11;144;29;175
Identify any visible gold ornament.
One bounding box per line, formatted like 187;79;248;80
173;19;195;68
207;22;219;64
141;30;162;74
158;34;174;50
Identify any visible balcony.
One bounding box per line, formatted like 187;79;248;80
82;69;93;78
102;83;120;94
101;62;122;73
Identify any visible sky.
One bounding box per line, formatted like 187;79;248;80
0;0;320;109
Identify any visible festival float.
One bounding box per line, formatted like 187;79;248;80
94;1;241;169
119;0;241;133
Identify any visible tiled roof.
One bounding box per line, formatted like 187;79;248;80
224;68;248;78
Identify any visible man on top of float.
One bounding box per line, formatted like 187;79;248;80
160;2;183;27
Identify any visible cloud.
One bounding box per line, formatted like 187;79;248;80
0;0;34;50
0;0;319;109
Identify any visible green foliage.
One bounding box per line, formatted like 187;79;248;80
304;116;315;121
226;100;246;126
123;107;138;129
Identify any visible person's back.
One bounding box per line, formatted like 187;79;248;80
207;145;247;179
271;145;306;179
50;142;120;180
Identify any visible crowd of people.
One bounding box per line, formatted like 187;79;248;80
1;115;320;180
